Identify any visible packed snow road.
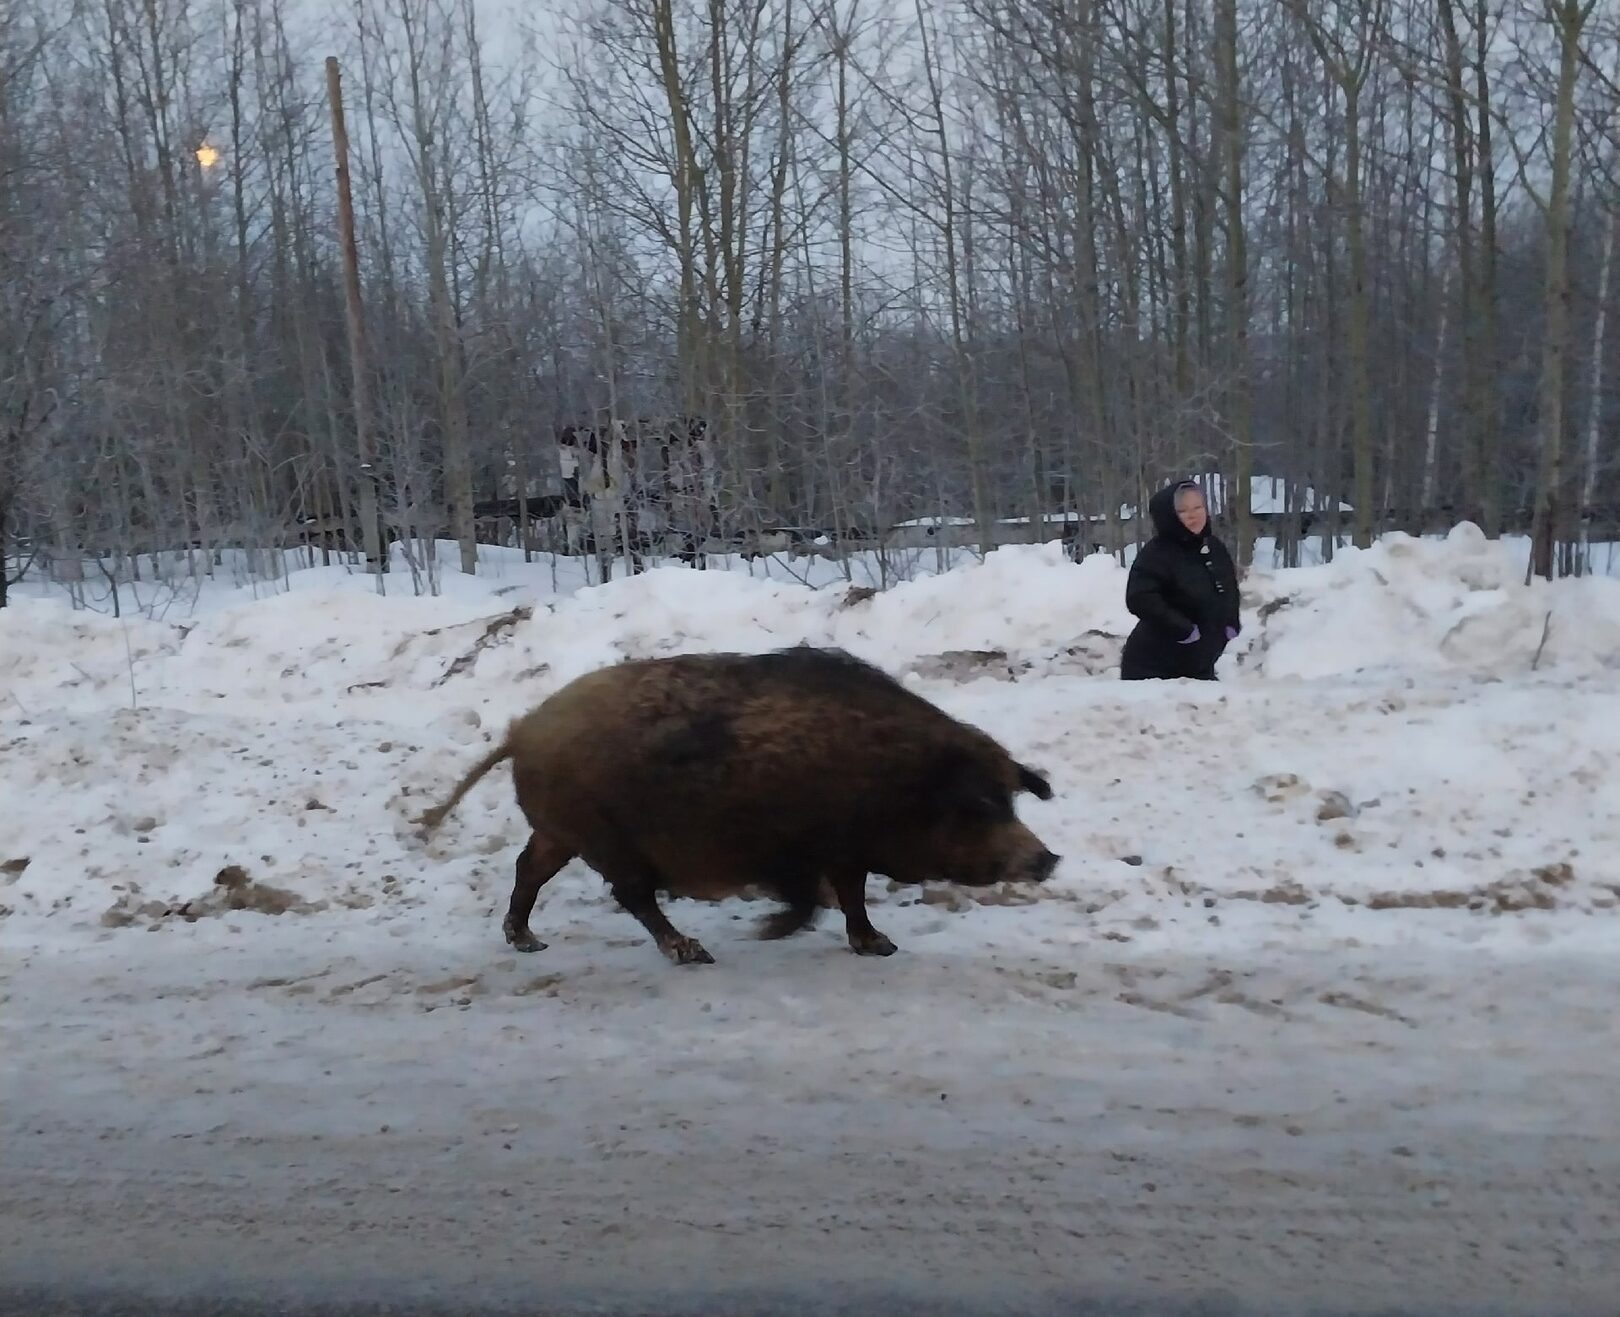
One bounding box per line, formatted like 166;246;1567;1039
4;660;1618;1315
3;904;1617;1315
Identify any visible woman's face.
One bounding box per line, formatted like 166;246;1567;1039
1174;488;1208;536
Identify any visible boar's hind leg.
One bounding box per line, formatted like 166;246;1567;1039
504;831;572;953
755;871;822;941
827;868;897;957
587;850;714;966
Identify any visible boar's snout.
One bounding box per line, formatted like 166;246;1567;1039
951;826;1060;887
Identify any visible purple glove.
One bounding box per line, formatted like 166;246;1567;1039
1224;625;1238;642
1178;625;1201;645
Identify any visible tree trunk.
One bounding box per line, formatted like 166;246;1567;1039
1216;0;1252;564
401;22;477;578
1436;0;1481;525
1579;55;1619;572
1528;0;1592;581
1422;265;1452;510
1475;0;1501;535
1344;87;1374;548
323;57;385;583
1163;0;1191;407
652;0;705;417
914;0;990;557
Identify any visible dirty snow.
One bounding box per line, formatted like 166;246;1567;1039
3;527;1619;1313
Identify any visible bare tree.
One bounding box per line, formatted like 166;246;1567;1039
325;56;387;584
1215;0;1253;562
1293;0;1388;550
1577;41;1619;572
6;0;1618;606
391;0;477;576
1525;0;1599;580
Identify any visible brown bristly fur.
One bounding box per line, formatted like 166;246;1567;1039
418;646;1059;967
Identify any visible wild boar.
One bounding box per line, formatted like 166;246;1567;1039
417;645;1059;966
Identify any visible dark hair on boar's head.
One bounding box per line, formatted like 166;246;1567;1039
416;645;1059;967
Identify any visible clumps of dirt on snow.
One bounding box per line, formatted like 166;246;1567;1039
904;633;1124;683
0;857;30;917
1315;791;1356;822
1203;858;1600;917
1232;878;1312;906
334;603;536;694
1358;861;1587;914
1040;634;1126;676
873;875;1122;916
100;864;330;929
912;880;1047;910
1252;773;1312;803
908;649;1028;683
1252;775;1370;825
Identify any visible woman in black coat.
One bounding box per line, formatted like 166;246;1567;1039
1119;480;1242;681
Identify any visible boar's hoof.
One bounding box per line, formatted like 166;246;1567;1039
502;919;547;954
660;934;715;966
849;929;898;957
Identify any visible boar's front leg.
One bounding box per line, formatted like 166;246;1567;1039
826;867;896;957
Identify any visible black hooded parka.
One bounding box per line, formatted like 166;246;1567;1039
1119;481;1241;681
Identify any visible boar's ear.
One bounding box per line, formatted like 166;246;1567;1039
1016;763;1054;800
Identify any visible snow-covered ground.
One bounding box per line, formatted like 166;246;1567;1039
3;526;1619;1313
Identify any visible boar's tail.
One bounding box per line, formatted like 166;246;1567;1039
415;736;512;837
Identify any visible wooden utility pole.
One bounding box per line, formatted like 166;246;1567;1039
325;55;386;584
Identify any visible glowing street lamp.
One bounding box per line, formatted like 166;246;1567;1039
195;142;220;170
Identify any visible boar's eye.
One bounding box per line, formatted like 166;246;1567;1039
934;751;1016;822
957;784;1014;822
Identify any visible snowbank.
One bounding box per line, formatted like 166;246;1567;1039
1241;524;1620;680
2;522;1617;927
0;597;184;714
5;526;1618;723
4;646;1615;931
